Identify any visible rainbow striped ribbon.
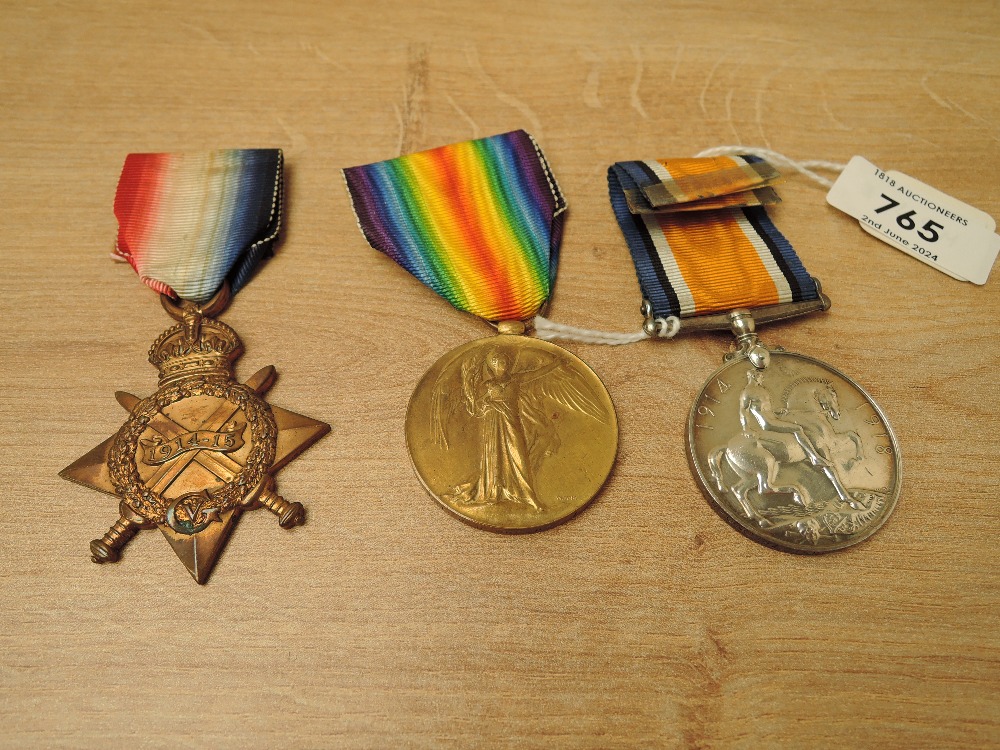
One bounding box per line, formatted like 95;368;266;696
608;155;818;319
114;149;283;303
343;131;566;322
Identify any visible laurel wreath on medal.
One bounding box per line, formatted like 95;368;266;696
108;380;277;524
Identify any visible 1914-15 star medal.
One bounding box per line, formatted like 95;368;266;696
60;296;329;583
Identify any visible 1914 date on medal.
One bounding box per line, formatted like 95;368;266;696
60;293;329;583
688;331;901;553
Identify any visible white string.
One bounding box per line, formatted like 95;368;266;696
534;147;843;345
693;145;846;189
532;314;679;344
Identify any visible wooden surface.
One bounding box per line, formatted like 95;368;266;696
2;1;999;747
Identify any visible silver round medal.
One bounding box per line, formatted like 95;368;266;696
688;347;901;553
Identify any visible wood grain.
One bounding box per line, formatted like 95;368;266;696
1;1;998;747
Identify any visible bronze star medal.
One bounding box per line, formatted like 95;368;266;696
61;288;329;583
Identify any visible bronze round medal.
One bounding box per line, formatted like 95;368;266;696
687;350;901;552
405;333;618;532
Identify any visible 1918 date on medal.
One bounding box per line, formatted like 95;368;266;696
688;339;901;553
405;325;618;532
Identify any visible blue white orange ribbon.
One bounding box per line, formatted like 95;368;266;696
113;149;283;303
608;155;818;319
343;131;566;322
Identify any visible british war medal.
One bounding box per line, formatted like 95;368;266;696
345;131;618;532
61;150;330;583
609;155;900;552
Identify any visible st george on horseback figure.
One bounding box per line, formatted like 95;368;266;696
708;369;868;524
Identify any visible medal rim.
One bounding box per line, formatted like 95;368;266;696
686;349;902;554
404;334;619;534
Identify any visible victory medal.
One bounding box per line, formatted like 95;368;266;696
61;150;329;583
344;131;618;532
608;154;901;552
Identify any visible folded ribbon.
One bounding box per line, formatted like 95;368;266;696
343;130;566;322
114;149;283;303
608;154;819;319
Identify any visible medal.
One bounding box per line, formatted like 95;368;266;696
344;131;618;532
60;150;329;583
608;155;901;552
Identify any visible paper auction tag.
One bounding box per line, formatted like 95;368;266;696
826;155;1000;284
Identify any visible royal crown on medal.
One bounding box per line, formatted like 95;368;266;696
60;149;329;583
62;291;328;583
148;308;242;381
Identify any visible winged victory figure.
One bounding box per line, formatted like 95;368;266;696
430;343;608;511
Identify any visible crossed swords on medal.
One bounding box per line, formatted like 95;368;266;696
96;366;298;559
63;362;329;582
